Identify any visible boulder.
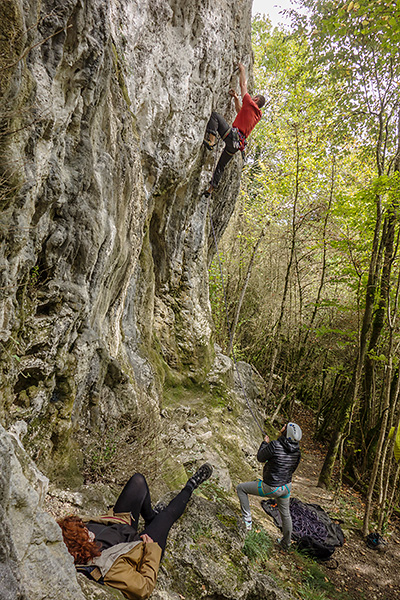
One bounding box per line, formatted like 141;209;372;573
0;424;86;600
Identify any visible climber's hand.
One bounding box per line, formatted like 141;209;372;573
141;534;154;544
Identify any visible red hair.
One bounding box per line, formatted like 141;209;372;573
57;515;102;564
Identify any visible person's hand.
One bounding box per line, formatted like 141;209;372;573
264;434;270;443
141;534;154;544
229;88;238;98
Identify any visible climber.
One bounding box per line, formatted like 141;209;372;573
58;464;213;599
202;62;265;196
236;423;302;550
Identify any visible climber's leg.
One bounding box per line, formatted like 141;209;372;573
204;112;230;149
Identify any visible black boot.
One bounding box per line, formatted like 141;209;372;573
186;463;213;490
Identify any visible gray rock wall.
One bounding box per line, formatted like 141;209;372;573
0;423;87;600
0;0;253;475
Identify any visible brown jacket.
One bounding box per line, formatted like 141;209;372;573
89;540;162;599
85;511;162;599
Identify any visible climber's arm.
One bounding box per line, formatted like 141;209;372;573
229;89;241;114
238;63;247;98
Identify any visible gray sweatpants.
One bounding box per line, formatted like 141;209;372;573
236;480;292;549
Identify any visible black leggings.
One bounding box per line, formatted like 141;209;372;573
206;111;239;187
113;473;192;552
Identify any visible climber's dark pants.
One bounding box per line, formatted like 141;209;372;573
113;473;193;552
206;111;239;187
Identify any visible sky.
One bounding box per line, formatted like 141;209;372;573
251;0;297;28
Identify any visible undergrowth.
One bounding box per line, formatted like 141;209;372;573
243;528;272;563
240;528;353;600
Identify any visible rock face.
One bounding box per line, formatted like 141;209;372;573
0;0;254;475
0;1;284;599
161;349;269;493
0;423;87;600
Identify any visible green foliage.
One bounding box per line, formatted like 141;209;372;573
299;559;336;595
30;265;40;286
292;1;400;174
210;6;400;509
284;550;354;600
210;16;371;392
242;529;272;563
193;478;229;503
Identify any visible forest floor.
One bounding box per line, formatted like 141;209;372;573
247;404;400;600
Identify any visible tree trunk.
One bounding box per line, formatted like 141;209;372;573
228;229;265;355
363;358;392;536
301;159;335;353
318;427;342;488
266;125;301;405
317;191;383;488
377;368;400;530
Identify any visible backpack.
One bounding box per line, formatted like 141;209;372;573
296;535;338;567
366;532;386;550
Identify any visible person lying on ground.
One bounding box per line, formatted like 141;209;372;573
203;62;265;196
236;423;302;551
58;463;213;599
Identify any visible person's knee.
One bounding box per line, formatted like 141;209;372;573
278;501;291;518
236;483;249;497
206;112;218;134
126;472;147;490
129;472;146;482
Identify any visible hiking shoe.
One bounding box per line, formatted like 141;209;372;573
187;463;213;490
244;521;252;532
276;537;290;551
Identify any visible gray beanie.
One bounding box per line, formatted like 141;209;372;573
286;422;302;442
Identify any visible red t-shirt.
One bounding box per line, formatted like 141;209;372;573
232;93;262;138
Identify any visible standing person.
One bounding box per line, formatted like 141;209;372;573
236;423;302;550
202;62;265;196
58;463;213;599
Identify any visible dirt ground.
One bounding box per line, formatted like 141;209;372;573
248;406;400;600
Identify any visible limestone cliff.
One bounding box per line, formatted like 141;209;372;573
0;0;252;476
0;2;288;599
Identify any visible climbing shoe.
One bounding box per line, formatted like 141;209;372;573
203;133;217;150
202;185;214;198
187;463;213;490
203;139;216;151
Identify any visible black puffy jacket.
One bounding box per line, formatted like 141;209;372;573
257;436;301;487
